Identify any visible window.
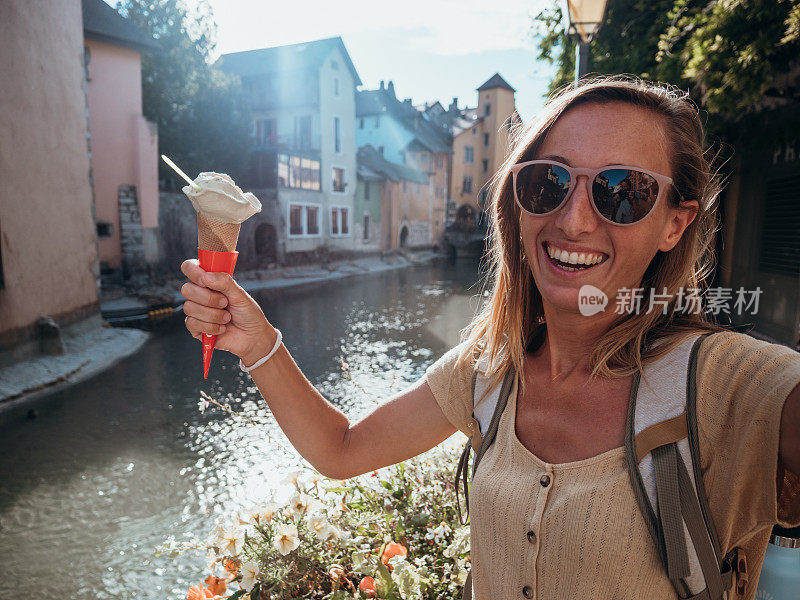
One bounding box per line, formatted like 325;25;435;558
278;154;321;190
255;118;277;146
307;206;319;235
333;117;342;153
483;133;489;147
478;188;488;205
96;221;113;237
334;78;339;96
375;116;380;128
363;214;370;241
485;103;491;116
435;155;443;169
403;181;407;193
332;167;346;193
290;205;303;235
472;128;477;135
289;204;320;237
359;118;364;129
378;146;384;157
482;159;488;173
294;115;312;150
462;176;473;194
330;206;350;236
364;181;370;200
760;174;800;275
464;146;474;163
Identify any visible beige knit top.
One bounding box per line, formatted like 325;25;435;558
424;331;800;600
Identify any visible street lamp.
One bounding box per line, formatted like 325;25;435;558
566;0;608;80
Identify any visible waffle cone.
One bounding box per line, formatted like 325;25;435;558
197;213;241;252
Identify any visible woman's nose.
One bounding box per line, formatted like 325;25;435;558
553;175;600;236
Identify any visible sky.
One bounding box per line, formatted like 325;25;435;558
118;0;562;122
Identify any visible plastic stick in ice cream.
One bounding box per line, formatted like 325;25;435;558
180;170;262;378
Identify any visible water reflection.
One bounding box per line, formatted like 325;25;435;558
0;260;484;599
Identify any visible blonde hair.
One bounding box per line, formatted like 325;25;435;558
459;75;727;395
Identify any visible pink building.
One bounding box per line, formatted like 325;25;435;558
82;0;159;281
0;0;99;351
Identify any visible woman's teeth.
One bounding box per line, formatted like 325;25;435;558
544;242;608;271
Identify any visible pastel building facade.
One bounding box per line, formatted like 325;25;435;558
450;73;520;226
355;80;451;246
219;37;360;263
82;0;160;280
0;0;99;353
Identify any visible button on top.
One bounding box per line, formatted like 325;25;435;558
522;585;534;598
527;530;537;544
540;473;551;487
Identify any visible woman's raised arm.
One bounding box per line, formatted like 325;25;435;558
180;259;458;480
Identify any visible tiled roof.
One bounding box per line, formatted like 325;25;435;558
356;85;452;154
357;145;429;184
477;72;515;92
218;37;362;86
82;0;160;53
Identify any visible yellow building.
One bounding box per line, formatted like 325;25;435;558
449;73;520;228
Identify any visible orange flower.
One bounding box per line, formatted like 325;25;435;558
204;575;227;596
186;585;214;600
380;541;408;565
359;576;377;597
222;557;240;575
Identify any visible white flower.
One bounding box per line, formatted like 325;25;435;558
197;399;209;413
281;469;305;490
307;514;339;541
272;523;300;555
217;524;244;557
288;491;322;519
443;525;470;558
425;521;451;544
389;555;424;599
205;548;218;570
306;472;324;488
249;502;278;527
240;559;261;591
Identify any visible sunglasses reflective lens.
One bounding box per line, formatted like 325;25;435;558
594;168;659;224
515;163;571;214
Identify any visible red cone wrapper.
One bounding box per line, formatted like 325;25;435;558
197;247;238;379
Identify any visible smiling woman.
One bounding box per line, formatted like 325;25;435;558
427;76;800;600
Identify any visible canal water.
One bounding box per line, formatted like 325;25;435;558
0;260;485;599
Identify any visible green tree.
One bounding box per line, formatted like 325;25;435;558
532;0;800;140
116;0;252;186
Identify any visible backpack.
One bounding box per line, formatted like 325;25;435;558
453;333;749;600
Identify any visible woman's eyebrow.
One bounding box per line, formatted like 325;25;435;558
540;154;572;165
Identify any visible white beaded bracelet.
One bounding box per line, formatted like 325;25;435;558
239;328;282;373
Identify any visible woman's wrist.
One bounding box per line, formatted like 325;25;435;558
241;326;280;368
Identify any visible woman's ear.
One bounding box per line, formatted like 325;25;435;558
658;201;699;252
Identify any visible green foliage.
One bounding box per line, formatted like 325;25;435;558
116;0;252;186
531;0;800;134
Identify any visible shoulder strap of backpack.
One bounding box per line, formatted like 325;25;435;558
454;365;516;526
624;332;742;599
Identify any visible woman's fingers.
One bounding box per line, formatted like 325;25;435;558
181;282;229;309
183;300;231;324
181;259;207;287
185;315;227;336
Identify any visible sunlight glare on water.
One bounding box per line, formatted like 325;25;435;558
0;260;484;599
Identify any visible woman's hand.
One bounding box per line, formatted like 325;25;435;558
180;259;275;365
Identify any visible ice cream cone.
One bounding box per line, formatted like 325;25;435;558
197;212;241;252
198;247;238;379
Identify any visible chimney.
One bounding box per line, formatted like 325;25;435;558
449;97;458;112
379;80;385;90
387;80;395;97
